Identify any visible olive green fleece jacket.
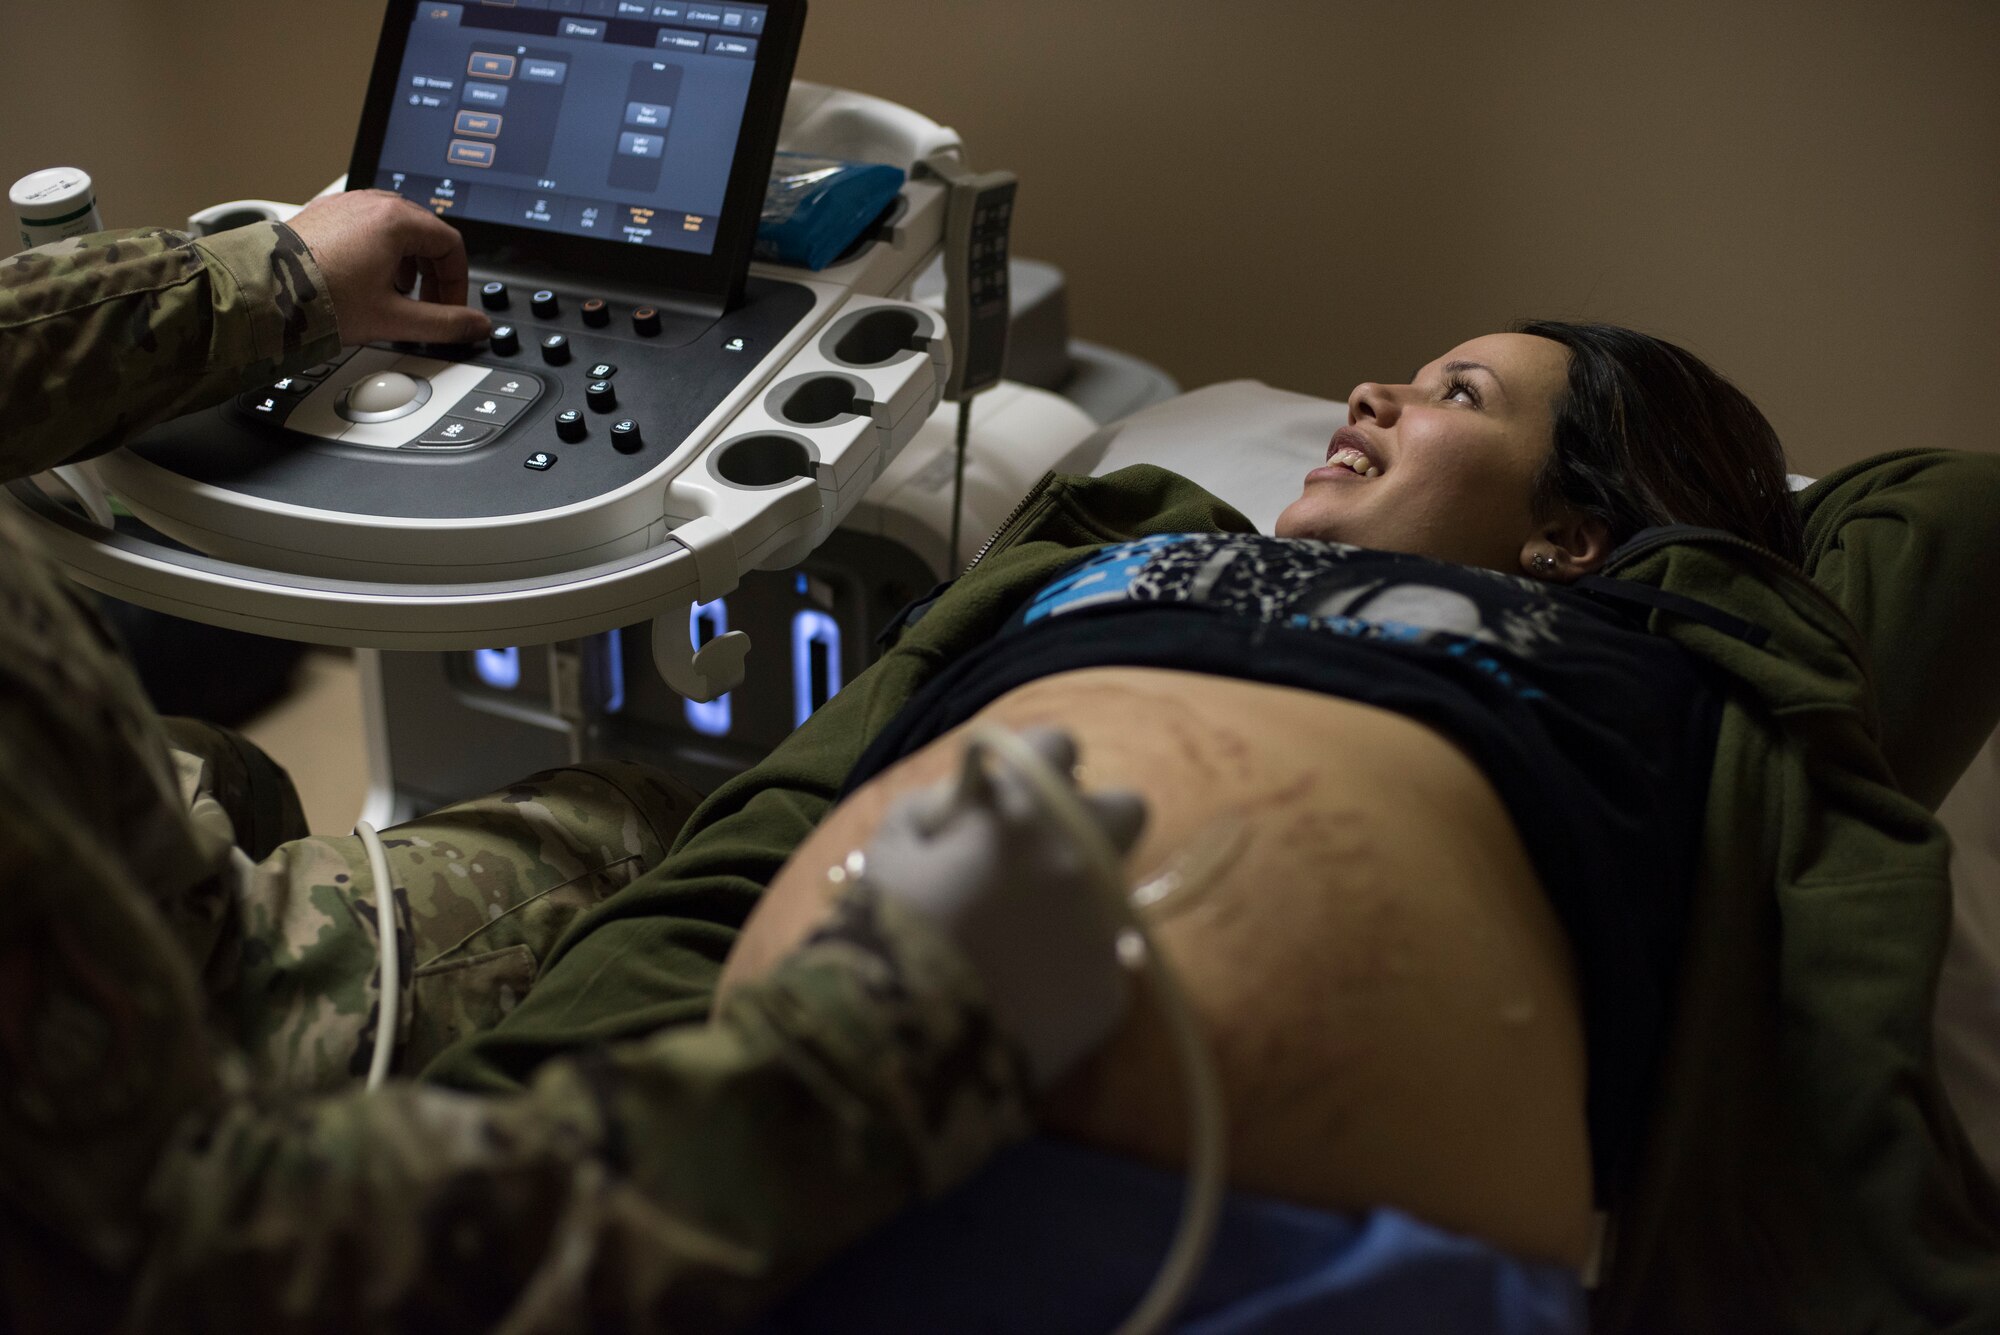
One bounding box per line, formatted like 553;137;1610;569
433;450;2000;1333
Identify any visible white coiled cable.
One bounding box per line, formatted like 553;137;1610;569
955;727;1228;1335
354;820;400;1092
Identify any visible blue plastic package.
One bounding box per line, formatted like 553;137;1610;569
753;152;907;271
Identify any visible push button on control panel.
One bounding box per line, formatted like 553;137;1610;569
448;392;529;427
475;369;542;400
414;418;497;449
235;368;321;420
238;390;296;421
524;451;557;471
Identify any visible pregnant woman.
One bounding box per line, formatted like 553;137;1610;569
716;321;1791;1277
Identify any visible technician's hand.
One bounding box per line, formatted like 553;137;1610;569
855;726;1147;1089
286;189;492;347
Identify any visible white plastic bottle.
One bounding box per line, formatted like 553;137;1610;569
10;166;103;251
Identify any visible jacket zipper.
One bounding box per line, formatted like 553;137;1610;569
960;470;1057;576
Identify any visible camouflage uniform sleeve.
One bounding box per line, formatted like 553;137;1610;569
0;221;341;479
131;886;1033;1333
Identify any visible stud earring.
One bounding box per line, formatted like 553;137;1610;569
1531;553;1559;577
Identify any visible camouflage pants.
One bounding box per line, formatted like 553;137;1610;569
163;719;708;1093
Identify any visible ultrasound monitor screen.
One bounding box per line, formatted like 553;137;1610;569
370;1;772;255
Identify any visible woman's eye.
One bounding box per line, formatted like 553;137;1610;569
1443;378;1479;406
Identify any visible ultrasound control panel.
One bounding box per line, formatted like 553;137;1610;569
117;0;828;527
136;273;821;522
225;275;805;468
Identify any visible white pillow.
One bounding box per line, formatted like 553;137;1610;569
1069;380;2000;1181
1057;380;1343;533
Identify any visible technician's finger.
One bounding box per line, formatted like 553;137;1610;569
382;295;491;345
420;247;469;307
1012;726;1080;781
886;778;960;841
394;255;419;296
396;208;472;307
1081;789;1147;854
416;255;448;305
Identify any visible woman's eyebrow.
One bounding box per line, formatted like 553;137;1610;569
1441;359;1507;402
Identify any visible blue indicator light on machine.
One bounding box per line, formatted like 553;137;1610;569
792;609;843;728
601;628;626;714
795;572;808;595
473;646;521;690
684;599;733;737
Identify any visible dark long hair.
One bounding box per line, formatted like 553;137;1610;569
1513;320;1805;567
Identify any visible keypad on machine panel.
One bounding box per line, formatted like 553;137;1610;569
236;279;665;468
238;349;545;452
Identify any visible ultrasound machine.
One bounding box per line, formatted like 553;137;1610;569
7;0;1176;815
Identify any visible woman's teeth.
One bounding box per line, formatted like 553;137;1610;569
1328;446;1380;477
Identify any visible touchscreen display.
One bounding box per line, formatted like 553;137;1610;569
370;1;771;255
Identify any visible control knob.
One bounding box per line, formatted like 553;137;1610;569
489;323;520;356
555;409;586;443
631;306;661;337
581;298;609;327
531;289;560;319
586;380;617;413
610;419;643;454
540;333;571;366
480;281;509;311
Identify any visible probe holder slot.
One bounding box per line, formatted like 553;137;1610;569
769;372;874;428
715;431;819;487
822;305;931;368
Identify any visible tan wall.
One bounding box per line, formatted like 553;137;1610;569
5;1;1994;474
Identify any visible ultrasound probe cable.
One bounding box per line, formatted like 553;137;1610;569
355;820;400;1092
948;396;973;573
946;727;1229;1335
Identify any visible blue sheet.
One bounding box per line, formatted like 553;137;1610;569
756;1137;1587;1334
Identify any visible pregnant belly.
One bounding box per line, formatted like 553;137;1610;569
718;667;1596;1267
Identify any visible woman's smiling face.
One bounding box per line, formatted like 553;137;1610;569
1274;332;1580;574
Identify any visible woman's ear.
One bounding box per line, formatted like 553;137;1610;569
1519;515;1614;582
